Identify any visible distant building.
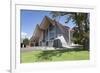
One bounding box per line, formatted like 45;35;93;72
30;16;75;48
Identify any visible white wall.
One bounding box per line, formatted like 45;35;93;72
0;0;100;73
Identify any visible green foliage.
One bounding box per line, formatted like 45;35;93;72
50;12;89;49
23;38;29;46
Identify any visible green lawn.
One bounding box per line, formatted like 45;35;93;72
21;50;89;63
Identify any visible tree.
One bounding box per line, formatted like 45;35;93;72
23;38;29;46
50;12;89;49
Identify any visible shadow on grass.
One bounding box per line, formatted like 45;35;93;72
36;48;88;61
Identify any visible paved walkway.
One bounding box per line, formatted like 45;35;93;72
21;46;67;52
21;44;82;52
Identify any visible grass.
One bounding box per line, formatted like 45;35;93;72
21;50;89;63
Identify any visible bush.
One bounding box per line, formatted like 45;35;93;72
23;38;29;46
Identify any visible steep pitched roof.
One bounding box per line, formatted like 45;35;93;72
30;16;70;42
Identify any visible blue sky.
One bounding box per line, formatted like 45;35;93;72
21;10;75;39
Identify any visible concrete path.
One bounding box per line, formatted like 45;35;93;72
21;46;67;52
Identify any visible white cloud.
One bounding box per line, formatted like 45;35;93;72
21;32;27;36
21;32;27;39
21;32;31;39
